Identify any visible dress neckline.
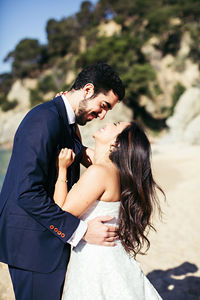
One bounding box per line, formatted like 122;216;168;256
96;200;120;204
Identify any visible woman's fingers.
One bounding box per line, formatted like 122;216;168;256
66;149;75;162
66;148;72;158
72;151;76;161
59;148;75;167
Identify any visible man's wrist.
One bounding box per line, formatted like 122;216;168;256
67;220;88;247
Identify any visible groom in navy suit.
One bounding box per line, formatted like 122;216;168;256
0;63;125;300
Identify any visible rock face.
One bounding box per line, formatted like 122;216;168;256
0;79;38;146
141;32;200;113
7;79;37;110
161;88;200;145
0;109;29;146
1;28;200;147
98;20;121;37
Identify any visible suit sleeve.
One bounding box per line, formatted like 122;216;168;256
14;107;80;243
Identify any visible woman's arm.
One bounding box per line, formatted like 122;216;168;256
54;146;106;217
53;148;118;246
53;148;75;207
61;164;106;217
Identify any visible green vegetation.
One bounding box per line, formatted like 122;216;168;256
4;39;46;78
0;73;14;94
188;24;200;64
0;96;18;112
38;75;56;94
0;0;200;127
169;82;186;116
172;82;186;105
29;88;43;108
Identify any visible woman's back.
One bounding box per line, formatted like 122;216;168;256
62;199;162;300
95;164;121;203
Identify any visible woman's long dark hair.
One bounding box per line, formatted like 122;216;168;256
109;122;164;257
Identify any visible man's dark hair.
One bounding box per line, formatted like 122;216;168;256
70;62;125;101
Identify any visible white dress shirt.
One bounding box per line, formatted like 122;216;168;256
61;95;88;247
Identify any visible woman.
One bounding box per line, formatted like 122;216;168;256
54;121;163;300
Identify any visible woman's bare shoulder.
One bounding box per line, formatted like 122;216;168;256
83;164;109;179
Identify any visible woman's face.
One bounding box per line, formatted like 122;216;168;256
94;122;130;144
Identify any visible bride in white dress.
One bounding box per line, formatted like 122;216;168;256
54;121;163;300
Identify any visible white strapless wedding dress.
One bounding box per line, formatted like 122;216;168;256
62;200;162;300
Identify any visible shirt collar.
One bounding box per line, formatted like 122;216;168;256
61;94;75;125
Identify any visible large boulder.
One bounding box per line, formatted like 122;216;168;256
0;109;28;146
141;32;200;111
184;115;200;145
7;79;37;111
161;87;200;144
0;79;37;146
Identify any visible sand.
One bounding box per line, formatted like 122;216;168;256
0;143;200;299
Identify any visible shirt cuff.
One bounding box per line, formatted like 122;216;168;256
67;220;88;247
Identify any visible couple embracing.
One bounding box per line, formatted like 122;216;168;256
0;62;162;299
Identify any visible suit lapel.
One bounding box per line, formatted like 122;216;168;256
53;96;69;127
53;96;83;188
53;96;73;147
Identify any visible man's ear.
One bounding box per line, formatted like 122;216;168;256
83;83;95;99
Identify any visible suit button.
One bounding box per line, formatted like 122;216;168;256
57;231;61;235
54;228;58;232
50;225;54;230
61;233;65;238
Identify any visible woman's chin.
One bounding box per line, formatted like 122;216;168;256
93;132;102;142
92;132;98;139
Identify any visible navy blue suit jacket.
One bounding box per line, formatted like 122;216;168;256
0;96;83;273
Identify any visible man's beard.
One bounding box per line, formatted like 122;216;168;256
75;97;97;126
75;98;88;126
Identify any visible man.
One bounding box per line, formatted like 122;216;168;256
0;62;125;299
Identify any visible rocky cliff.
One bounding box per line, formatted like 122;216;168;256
0;21;200;147
160;87;200;145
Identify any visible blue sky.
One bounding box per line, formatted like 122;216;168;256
0;0;98;74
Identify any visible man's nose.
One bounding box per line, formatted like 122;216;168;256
98;110;107;120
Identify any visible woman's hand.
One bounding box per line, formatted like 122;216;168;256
58;148;75;170
54;148;74;206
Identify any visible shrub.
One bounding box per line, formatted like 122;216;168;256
121;63;156;100
188;24;200;65
172;82;186;105
0;73;14;94
29;88;42;108
1;99;18;112
169;82;186;116
157;29;182;57
0;95;7;107
38;75;56;93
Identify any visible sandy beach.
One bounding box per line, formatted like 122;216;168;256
0;143;200;299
